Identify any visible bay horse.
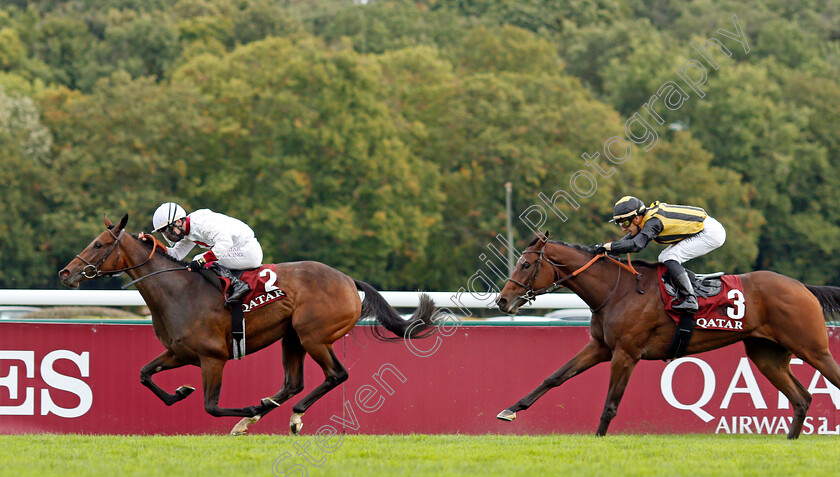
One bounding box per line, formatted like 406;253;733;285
495;232;840;439
58;215;437;435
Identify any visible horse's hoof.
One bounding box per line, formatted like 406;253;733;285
290;413;304;435
497;410;517;421
231;416;260;436
261;397;281;408
176;385;195;397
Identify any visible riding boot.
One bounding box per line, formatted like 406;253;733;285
664;260;699;314
208;262;251;305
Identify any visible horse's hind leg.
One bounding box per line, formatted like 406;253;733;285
744;338;811;439
289;343;349;435
140;350;194;406
231;332;307;436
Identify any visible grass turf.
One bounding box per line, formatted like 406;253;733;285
0;433;837;476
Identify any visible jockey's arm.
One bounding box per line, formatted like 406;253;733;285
167;238;196;262
609;218;663;254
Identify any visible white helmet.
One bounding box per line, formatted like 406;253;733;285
152;202;186;233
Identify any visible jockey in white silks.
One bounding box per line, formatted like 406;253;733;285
152;202;263;305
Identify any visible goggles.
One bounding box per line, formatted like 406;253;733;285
615;217;635;228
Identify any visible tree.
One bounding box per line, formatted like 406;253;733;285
0;86;55;287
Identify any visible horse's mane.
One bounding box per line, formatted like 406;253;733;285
537;239;660;270
133;233;189;267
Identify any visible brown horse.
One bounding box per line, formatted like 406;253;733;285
495;232;840;439
58;215;437;435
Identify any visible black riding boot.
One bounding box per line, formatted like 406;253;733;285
209;262;251;305
664;260;699;314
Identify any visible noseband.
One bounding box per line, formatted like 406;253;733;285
75;229;159;278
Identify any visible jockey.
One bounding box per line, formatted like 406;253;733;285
596;196;726;313
151;202;263;305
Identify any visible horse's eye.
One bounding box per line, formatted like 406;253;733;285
522;262;531;270
94;242;103;249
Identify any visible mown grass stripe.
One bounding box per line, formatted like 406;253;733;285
0;434;838;477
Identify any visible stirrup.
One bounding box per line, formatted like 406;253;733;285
672;296;698;313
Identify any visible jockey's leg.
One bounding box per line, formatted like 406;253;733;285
209;262;251;304
658;217;726;314
211;241;262;305
664;259;698;313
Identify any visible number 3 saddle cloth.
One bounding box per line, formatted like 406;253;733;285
657;265;746;331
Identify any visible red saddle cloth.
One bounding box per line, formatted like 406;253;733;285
219;264;287;313
657;265;746;331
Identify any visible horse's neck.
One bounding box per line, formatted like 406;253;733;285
549;246;616;309
121;240;200;318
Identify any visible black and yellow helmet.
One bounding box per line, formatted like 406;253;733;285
610;196;646;222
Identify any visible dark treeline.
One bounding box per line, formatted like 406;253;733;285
1;0;839;290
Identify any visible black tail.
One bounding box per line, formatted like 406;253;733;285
354;280;437;341
806;285;840;322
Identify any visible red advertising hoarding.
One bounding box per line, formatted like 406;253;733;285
1;321;838;435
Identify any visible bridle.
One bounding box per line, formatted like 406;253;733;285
75;228;160;279
505;245;644;308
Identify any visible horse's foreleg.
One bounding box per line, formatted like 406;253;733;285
231;333;307;436
595;348;638;436
498;338;610;421
199;356;263;418
140;350;194;406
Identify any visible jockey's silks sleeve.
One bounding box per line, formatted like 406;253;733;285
610;218;664;254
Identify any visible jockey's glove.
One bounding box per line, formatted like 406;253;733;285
591;244;607;255
189;256;207;272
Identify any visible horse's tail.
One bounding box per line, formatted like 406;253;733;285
354;279;437;341
805;285;840;322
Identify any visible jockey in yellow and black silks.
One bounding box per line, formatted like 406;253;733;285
594;196;727;313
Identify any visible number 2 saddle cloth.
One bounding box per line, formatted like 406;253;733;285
218;264;287;313
657;265;746;331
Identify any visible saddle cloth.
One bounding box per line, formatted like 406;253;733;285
218;264;287;313
657;265;746;331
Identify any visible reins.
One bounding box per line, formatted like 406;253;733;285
510;249;645;307
120;266;188;289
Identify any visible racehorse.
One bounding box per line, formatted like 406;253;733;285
495;232;840;439
59;215;437;435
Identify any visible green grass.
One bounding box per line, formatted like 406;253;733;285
0;434;838;476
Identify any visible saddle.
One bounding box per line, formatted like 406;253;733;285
660;269;723;362
661;270;725;298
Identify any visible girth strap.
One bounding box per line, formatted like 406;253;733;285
230;300;246;360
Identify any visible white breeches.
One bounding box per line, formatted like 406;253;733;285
201;239;263;269
658;217;726;264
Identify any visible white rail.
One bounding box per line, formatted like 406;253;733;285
0;289;587;309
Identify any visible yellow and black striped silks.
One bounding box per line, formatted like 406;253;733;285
641;201;707;244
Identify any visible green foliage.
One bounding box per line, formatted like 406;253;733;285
1;0;840;289
0;27;26;69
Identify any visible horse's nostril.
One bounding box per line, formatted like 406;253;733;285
497;297;507;308
59;269;69;279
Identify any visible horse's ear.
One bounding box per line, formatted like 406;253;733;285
117;214;129;231
104;215;113;227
